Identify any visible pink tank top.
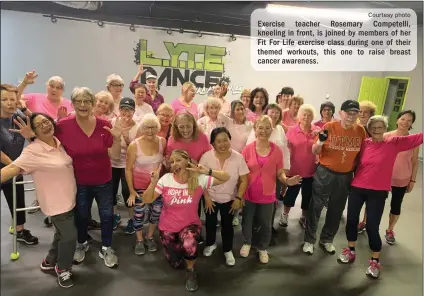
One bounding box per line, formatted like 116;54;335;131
133;138;164;190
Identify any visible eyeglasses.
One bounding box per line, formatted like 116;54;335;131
34;119;51;129
158;113;172;118
110;83;124;88
73;99;93;106
142;125;158;131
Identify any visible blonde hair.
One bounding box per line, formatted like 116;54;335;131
360;100;377;116
140;113;161;130
203;97;223;114
46;76;65;89
106;74;124;86
297;104;316;120
95;91;115;115
289;95;304;107
171;111;200;141
181;81;196;94
253;115;273;130
71;87;96;105
240;89;251;98
171;149;199;195
156;103;174;115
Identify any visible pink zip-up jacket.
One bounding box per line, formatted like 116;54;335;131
241;141;284;196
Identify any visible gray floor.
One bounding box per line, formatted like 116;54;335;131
1;165;422;296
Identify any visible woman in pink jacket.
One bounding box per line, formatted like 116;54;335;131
240;115;301;264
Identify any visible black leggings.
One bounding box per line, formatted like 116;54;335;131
1;175;26;226
346;186;388;252
390;186;407;215
111;167;130;207
205;201;234;252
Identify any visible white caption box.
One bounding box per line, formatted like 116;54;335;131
250;8;417;71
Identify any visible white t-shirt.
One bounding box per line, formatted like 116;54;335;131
133;103;154;124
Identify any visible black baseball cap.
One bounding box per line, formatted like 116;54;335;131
119;97;135;110
341;100;360;112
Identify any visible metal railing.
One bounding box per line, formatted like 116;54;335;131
9;176;39;261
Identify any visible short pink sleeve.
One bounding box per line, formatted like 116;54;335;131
238;155;250;176
155;175;166;195
99;119;114;148
13;146;38;174
199;174;213;190
275;145;284;171
23;93;38;110
200;133;212;155
166;137;175;157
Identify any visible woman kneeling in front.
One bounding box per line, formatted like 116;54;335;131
1;113;77;289
338;115;423;279
141;149;230;292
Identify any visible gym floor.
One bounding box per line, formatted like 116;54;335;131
1;165;422;296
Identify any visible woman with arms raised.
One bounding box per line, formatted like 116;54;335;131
2;113;77;288
12;87;123;269
337;115;423;279
142;149;230;292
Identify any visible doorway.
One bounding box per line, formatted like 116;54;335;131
358;76;410;131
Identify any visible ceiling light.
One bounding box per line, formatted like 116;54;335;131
266;4;370;21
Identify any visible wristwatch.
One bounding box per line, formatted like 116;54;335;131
235;196;242;201
20;107;27;113
208;168;212;176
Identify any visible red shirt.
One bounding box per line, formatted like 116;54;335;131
55;115;114;185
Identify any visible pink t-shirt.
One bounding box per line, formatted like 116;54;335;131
244;145;277;204
351;133;423;191
385;132;416;187
286;124;320;177
171;99;199;120
199;149;249;203
282;110;298;128
133;137;164;189
156;173;214;233
314;120;331;129
166;133;211;162
227;120;253;153
197;114;231;141
13;137;76;216
55;115;114;186
24;93;73;120
246;109;261;122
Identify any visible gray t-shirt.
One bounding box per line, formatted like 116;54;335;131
0;110;26;184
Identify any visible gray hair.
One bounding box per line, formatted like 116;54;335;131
71;87;96;105
367;115;388;130
46;76;65;89
297;103;316;120
140;113;161;130
203;97;223;114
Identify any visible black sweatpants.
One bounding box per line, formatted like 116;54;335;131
205;201;234;252
283;177;313;209
304;165;352;244
111;167;130;207
346;186;388;252
1;175;26;225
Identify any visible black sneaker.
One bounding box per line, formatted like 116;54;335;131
197;235;204;245
88;219;101;230
17;229;39;245
185;268;199;292
55;265;74;288
44;216;53;227
40;259;55;271
87;234;93;243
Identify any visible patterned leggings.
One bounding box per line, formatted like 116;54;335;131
159;224;201;269
133;189;163;232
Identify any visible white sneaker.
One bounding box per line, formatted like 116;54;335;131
203;244;217;257
224;251;235;266
232;216;239;226
258;250;269;264
320;241;336;254
240;244;251;258
279;213;288;227
303;242;314;255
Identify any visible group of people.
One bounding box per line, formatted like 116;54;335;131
0;66;422;291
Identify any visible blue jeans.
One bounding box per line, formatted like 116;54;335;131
75;181;113;247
